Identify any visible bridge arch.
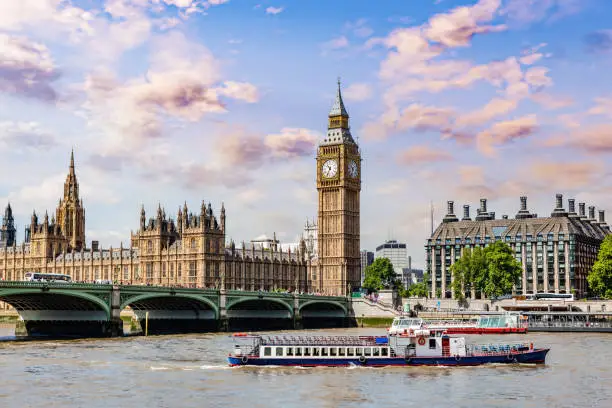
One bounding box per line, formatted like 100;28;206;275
0;288;111;317
120;293;219;319
226;296;293;313
299;300;348;315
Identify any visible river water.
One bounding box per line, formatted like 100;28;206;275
0;325;610;408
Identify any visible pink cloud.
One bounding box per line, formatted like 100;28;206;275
343;83;373;102
0;33;59;101
476;114;538;157
396;145;453;166
264;128;320;158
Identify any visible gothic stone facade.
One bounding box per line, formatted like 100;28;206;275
0;82;361;296
426;195;610;299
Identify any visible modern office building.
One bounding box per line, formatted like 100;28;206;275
375;240;410;275
360;250;374;285
425;195;610;298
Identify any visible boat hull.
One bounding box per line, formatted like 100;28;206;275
228;348;549;367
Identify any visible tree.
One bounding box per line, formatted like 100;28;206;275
450;247;488;299
406;273;429;298
482;241;522;298
362;257;400;292
450;249;471;301
588;235;612;299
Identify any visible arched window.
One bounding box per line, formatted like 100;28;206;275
147;240;153;254
191;238;196;249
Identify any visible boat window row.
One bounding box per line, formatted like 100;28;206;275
262;346;389;358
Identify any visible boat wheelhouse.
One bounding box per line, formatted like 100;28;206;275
228;330;549;367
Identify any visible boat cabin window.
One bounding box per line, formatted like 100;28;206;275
264;347;272;356
381;348;388;357
286;347;293;356
355;348;363;356
364;348;371;356
304;348;311;356
373;348;380;357
313;348;320;356
430;331;436;337
295;347;302;356
321;348;328;357
347;348;354;356
429;339;436;349
330;347;337;356
276;347;283;356
338;348;345;356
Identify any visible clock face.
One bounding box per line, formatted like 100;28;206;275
322;159;338;178
348;160;358;178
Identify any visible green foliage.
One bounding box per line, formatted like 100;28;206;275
587;235;612;299
448;242;521;299
362;257;400;292
482;241;522;298
404;273;429;298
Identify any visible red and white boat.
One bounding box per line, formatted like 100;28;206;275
388;313;528;335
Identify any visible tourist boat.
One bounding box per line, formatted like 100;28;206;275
388;313;528;335
227;330;549;367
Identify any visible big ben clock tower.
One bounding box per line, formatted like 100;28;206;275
316;79;361;296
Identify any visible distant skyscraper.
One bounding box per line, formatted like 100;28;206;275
360;250;374;285
375;240;410;275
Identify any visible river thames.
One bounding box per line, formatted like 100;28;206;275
0;326;610;408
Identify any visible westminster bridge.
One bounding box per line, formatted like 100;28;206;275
0;282;352;337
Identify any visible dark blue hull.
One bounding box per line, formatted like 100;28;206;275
228;349;549;367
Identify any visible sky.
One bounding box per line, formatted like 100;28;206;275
1;0;612;268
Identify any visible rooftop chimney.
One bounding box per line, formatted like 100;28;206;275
579;203;586;218
516;195;532;219
588;206;596;221
568;199;578;217
443;200;459;223
551;193;568;217
598;210;605;224
480;198;487;214
476;198;489;221
92;240;99;251
490;212;496;220
502;215;509;220
462;205;471;221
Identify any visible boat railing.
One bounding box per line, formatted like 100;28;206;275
259;335;387;347
466;342;534;356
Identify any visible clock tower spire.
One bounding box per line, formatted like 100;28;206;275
315;79;361;296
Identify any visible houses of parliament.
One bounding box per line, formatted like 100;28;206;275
0;82;362;296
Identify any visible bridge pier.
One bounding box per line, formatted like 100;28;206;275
218;289;229;332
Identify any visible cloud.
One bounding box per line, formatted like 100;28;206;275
0;33;59;101
584;30;612;53
266;6;284;15
501;0;583;24
81;32;257;154
396;145;453;166
424;0;506;48
456;98;518;127
0;122;58;152
321;36;349;52
558;124;612;154
531;92;574;110
343;83;373;102
345;19;373;38
264;128;320;158
528;161;604;189
476;114;538;157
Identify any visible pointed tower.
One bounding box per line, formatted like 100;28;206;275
316;78;361;296
55;149;86;251
0;202;16;248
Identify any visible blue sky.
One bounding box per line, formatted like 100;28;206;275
1;0;612;268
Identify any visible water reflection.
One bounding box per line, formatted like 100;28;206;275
0;325;610;408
